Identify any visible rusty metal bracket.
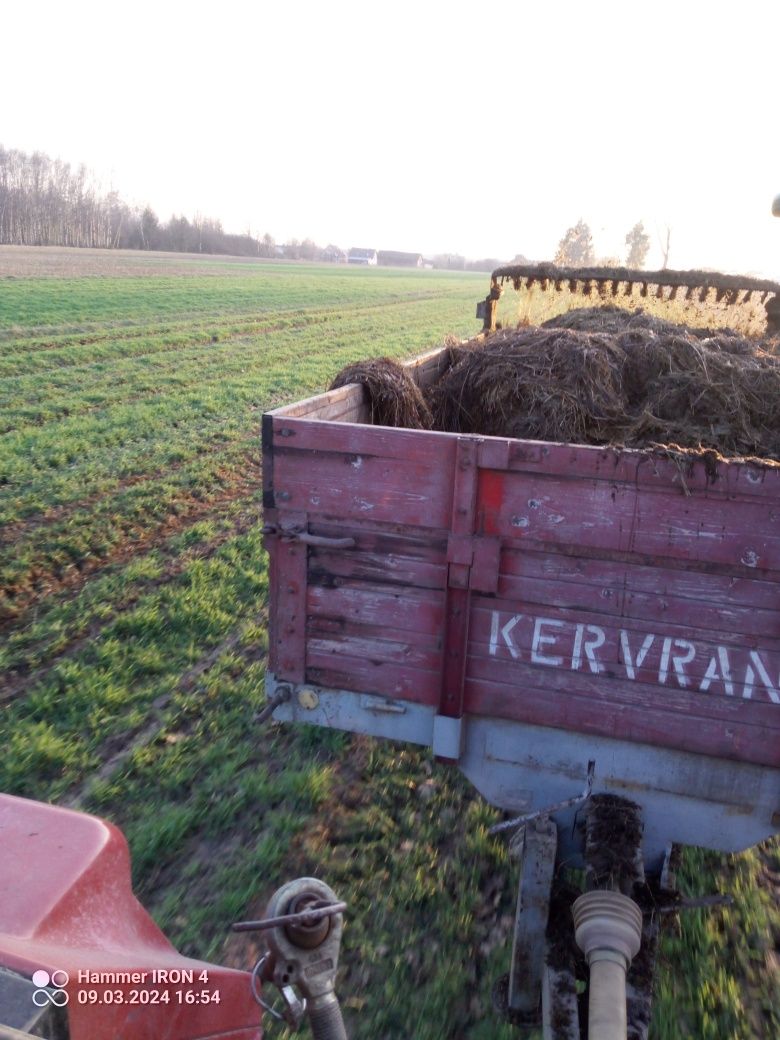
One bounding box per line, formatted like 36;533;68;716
254;684;292;725
497;816;558;1028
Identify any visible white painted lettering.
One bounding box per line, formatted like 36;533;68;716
571;624;584;670
489;611;500;657
583;625;606;674
659;638;696;686
620;631;656;680
671;640;696;687
659;638;672;683
485;610;779;707
531;618;564;666
489;611;523;659
699;647;734;697
742;651;780;704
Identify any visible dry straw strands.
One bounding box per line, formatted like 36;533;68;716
330;357;433;430
332;307;780;463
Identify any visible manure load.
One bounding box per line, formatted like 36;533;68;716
332;306;780;460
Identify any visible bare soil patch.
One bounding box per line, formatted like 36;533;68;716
0;244;281;279
0;468;260;627
0;506;260;702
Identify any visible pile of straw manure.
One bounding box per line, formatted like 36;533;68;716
330;357;432;430
330;307;780;461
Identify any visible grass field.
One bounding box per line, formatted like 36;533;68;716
1;246;778;1038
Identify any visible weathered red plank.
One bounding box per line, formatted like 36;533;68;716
308;615;442;652
496;438;780;501
312;518;449;550
478;469;780;571
308;634;440;671
306;656;439;704
307;582;445;635
309;548;446;591
273;447;454;528
463;675;779;767
494;571;780;640
272;416;457;463
467;648;777;757
501;546;780;606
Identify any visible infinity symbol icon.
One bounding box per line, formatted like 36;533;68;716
32;988;69;1007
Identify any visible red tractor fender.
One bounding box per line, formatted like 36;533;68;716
0;793;262;1039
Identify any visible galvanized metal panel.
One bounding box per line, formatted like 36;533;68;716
266;676;780;870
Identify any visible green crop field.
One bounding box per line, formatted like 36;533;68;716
1;246;777;1039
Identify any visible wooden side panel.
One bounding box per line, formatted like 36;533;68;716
267;345;451;420
264;403;780;768
466;449;780;768
270;423;456;530
269;382;369;422
305;538;447;705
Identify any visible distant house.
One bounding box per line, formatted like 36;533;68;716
348;247;378;265
377;250;423;268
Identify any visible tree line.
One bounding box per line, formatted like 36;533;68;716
0;145;277;257
1;146;658;270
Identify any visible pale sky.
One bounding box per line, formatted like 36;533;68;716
3;0;779;276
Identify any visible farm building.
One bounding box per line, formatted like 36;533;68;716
347;247;378;265
377;250;423;267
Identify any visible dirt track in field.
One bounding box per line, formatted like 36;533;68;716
0;506;261;703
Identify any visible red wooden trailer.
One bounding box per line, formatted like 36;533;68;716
262;344;780;872
262;340;780;1033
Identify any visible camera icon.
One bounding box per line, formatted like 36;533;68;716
32;969;70;1007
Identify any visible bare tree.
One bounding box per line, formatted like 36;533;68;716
657;225;672;270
